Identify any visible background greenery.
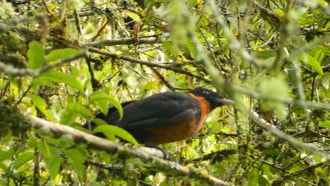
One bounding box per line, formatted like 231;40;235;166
0;0;329;185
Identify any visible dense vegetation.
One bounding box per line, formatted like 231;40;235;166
0;0;329;185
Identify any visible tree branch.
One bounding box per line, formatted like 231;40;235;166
0;52;87;77
244;106;330;160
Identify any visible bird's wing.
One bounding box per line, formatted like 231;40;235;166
102;92;201;129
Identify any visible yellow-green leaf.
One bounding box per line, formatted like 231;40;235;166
259;74;289;120
12;151;34;169
299;53;323;75
27;41;45;69
89;91;123;119
46;48;81;62
60;102;90;125
93;123;138;145
29;94;55;121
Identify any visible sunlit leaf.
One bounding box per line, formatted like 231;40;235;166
12;151;34;169
126;12;141;22
259;74;289;120
321;73;330;89
46;153;62;179
0;149;15;162
140;82;158;98
46;48;81;62
207;121;222;135
314;50;325;63
60;102;90;125
93;124;138;145
319;121;330;128
38;139;52;159
65;148;86;180
299;53;324;75
27;41;45;69
29;94;55;121
32;70;83;92
89;91;123;119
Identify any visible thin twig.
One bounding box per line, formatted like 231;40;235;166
87;47;211;83
83;37;159;47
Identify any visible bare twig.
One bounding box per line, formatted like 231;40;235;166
206;0;269;69
83;37;159;47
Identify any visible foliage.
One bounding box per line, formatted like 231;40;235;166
0;0;330;185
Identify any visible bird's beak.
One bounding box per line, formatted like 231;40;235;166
217;98;235;105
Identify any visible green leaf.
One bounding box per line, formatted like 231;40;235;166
37;139;61;179
89;91;123;119
46;48;81;62
32;70;83;92
142;81;158;91
314;50;325;63
93;124;138;145
46;153;62;179
60;102;90;125
321;73;330;89
319;121;330;128
259;74;289;120
207;121;222;135
247;168;259;186
65;148;86;180
126;12;141;22
299;53;324;75
27;41;45;69
140;82;158;98
38;139;52;159
29;94;55;121
12;151;34;169
0;149;15;162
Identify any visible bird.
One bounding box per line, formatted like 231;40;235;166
85;88;233;145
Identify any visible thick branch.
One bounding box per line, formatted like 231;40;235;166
28;115;229;186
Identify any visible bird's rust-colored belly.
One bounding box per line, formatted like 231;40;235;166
145;117;203;144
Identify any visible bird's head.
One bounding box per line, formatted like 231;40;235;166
189;88;234;110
